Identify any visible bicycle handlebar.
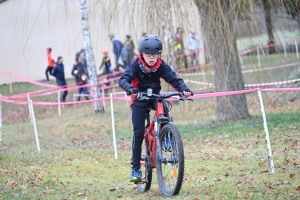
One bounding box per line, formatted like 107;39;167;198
137;91;193;101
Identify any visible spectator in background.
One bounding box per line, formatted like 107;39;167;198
174;37;182;55
122;34;135;68
99;49;113;86
52;56;68;102
45;47;55;83
71;52;89;101
80;48;88;72
174;38;183;69
187;29;202;67
109;33;123;69
174;27;188;68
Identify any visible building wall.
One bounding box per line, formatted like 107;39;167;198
0;0;204;85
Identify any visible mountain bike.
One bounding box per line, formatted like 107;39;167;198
136;89;193;197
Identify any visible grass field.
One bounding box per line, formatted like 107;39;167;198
236;31;300;52
0;54;300;199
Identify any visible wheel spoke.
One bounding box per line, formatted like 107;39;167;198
156;124;184;197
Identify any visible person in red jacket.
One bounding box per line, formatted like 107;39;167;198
45;47;55;83
119;35;192;182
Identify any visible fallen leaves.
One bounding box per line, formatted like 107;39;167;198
267;184;275;189
0;168;10;175
289;174;295;179
77;192;84;197
43;188;51;195
6;180;16;188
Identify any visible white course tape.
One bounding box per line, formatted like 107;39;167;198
179;62;300;77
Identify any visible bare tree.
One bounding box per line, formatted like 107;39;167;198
162;1;174;69
282;0;300;34
194;0;250;122
78;0;104;112
103;0;203;70
259;0;276;54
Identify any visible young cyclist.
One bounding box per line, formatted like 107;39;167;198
119;35;192;182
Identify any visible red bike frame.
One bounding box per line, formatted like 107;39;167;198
140;100;165;168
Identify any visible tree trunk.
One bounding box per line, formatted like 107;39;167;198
162;0;174;69
297;15;300;37
194;0;250;122
162;0;175;92
78;0;104;112
262;1;276;54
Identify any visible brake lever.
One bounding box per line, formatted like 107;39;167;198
179;97;185;101
179;92;193;101
179;97;193;101
137;93;148;100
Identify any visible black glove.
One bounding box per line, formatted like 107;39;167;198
126;88;139;95
182;89;194;96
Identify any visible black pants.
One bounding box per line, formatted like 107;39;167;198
61;91;68;102
77;87;89;101
60;85;68;102
131;99;157;171
45;66;53;81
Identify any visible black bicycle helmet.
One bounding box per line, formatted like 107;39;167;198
139;35;163;53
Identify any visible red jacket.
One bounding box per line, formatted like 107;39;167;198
47;52;55;68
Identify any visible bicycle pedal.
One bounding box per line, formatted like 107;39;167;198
134;181;145;184
163;148;173;152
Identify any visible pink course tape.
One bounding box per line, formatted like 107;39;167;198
98;70;123;79
1;37;299;105
1;87;300;106
10;72;58;88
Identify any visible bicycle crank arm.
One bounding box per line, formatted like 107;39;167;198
134;180;148;184
160;157;179;164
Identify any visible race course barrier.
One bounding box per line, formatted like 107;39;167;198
175;37;298;72
2;86;300;173
179;62;300;76
186;78;300;89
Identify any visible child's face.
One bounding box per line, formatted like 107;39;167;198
142;53;160;66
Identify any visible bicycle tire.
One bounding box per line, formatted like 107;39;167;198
156;124;184;197
137;137;152;192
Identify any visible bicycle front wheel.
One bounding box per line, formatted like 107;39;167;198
156;124;184;197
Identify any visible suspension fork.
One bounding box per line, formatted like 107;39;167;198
155;118;164;161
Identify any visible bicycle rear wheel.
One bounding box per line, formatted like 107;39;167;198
156;124;184;197
137;137;152;192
